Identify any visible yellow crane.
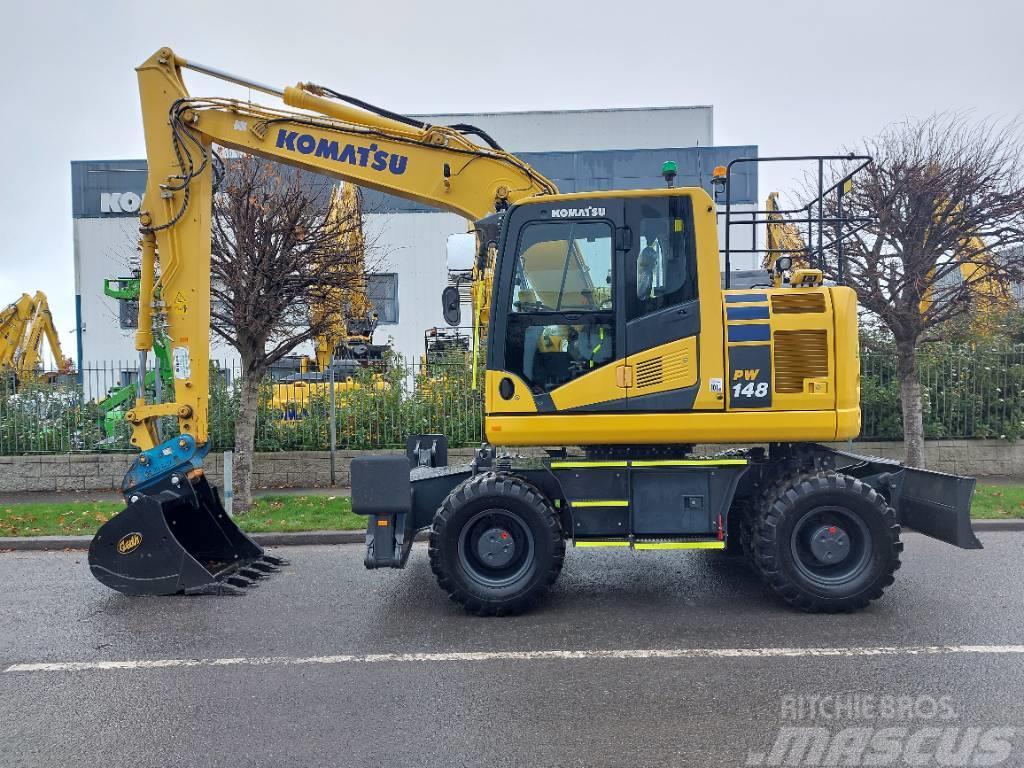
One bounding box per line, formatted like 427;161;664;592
89;49;979;612
0;291;70;383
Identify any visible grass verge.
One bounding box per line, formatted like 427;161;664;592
0;495;362;538
969;484;1024;519
1;485;1021;538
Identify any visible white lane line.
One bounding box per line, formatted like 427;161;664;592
6;645;1024;674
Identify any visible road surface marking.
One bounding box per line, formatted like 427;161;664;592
5;645;1024;674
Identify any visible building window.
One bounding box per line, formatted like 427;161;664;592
367;273;398;324
119;297;138;330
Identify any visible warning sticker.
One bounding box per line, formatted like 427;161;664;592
172;346;191;380
173;291;188;315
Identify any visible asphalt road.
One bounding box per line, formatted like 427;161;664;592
1;533;1023;768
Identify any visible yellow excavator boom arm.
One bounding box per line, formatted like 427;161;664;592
129;48;557;450
1;291;68;381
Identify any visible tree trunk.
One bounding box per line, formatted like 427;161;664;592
895;339;925;468
233;369;263;512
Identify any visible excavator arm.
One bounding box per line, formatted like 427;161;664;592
1;291;69;383
128;47;557;452
0;294;35;371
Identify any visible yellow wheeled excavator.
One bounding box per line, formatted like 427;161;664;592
0;291;71;384
89;48;980;611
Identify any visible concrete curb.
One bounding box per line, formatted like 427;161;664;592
0;529;435;552
970;519;1024;532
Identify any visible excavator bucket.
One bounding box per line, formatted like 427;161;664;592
89;470;285;596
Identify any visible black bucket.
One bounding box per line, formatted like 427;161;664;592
89;473;285;595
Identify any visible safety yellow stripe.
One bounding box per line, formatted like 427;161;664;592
575;540;631;547
572;500;629;508
630;459;748;467
551;461;628;469
634;541;726;550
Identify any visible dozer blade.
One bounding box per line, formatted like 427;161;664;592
89;473;277;596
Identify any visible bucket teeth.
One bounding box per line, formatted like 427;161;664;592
262;554;289;567
237;567;267;580
187;582;247;596
249;561;278;574
226;575;257;589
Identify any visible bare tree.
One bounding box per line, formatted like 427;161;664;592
825;114;1024;466
211;154;367;510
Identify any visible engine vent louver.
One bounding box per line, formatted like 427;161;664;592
771;293;826;314
774;330;829;393
635;357;664;389
633;349;692;390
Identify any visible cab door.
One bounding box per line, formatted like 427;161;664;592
622;194;707;411
488;198;629;413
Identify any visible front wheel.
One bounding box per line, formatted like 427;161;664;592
752;472;903;613
429;473;564;616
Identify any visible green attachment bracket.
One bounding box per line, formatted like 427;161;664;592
103;277;141;301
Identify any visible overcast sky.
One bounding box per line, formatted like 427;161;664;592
1;0;1021;343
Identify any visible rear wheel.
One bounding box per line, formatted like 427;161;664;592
752;472;902;613
429;473;564;616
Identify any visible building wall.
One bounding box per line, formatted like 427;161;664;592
2;440;1019;493
362;211;468;360
417;106;713;153
72;107;760;369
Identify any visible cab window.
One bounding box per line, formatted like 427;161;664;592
628;196;697;319
504;219;614;394
511;221;613;312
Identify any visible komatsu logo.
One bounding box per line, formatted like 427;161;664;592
274;130;408;175
550;206;606;218
100;191;142;214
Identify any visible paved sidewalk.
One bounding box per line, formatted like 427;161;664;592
0;486;350;505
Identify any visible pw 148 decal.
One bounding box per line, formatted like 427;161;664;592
727;345;772;408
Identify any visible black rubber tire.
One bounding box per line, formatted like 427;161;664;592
429;473;564;616
752;472;902;613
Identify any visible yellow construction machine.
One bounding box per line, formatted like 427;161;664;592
0;291;71;384
89;49;980;610
270;182;389;421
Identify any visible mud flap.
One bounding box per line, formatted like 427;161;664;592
89;436;285;595
888;466;982;550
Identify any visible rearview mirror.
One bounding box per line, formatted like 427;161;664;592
441;285;462;327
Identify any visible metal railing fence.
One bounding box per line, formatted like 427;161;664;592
3;344;1024;455
0;354;483;455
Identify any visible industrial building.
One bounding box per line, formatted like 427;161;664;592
72;105;757;396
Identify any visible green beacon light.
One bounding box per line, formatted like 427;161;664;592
661;160;678;188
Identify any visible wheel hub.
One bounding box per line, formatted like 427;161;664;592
809;524;850;565
475;527;516;568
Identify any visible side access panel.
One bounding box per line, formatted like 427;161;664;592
550;459;749;540
632;471;710;535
